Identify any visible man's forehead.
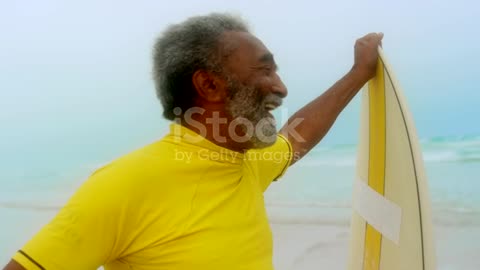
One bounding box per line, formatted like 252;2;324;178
221;31;272;61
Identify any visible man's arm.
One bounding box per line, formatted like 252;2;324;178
3;260;26;270
280;33;383;164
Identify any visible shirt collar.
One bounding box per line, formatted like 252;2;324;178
167;123;244;164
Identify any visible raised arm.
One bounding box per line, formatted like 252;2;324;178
280;33;383;164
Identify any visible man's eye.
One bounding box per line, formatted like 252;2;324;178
261;66;273;74
255;65;277;75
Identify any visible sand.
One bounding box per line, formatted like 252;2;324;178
1;207;480;269
271;222;480;270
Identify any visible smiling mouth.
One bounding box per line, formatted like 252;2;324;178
262;105;278;126
264;101;282;111
265;104;277;110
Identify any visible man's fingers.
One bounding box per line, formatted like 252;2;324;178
363;32;378;40
352;32;384;80
377;32;384;46
362;32;384;44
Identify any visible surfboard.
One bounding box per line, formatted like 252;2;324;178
348;47;436;270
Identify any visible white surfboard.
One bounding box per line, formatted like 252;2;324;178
348;48;436;270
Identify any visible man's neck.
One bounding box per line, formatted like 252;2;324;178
177;111;251;153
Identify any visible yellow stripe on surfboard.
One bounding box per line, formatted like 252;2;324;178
363;58;386;270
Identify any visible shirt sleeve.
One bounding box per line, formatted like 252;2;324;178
12;165;129;270
244;134;293;192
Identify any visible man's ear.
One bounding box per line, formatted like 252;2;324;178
192;70;227;103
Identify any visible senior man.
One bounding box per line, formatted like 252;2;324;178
4;13;382;270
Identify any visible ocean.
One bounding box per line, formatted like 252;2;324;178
1;133;479;268
266;135;480;226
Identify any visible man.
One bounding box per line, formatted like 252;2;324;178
4;13;382;270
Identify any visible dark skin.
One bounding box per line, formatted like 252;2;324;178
182;31;288;152
2;31;382;270
182;30;382;162
3;260;22;270
282;32;383;164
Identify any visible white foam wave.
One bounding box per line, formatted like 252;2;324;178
298;157;356;167
265;201;351;209
302;135;480;165
0;202;60;211
265;200;480;227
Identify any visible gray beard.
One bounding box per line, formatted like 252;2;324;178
225;77;280;149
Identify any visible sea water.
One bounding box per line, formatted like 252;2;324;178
1;133;479;267
265;135;480;226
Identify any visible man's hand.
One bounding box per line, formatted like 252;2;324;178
351;32;384;83
280;32;384;164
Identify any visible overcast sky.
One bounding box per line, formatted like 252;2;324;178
1;0;479;149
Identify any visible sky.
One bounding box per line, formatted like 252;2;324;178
1;0;479;156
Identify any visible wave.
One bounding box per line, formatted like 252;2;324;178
2;200;479;227
267;214;480;227
268;215;350;226
0;202;60;211
300;134;480;166
266;200;480;213
297;157;356;167
421;135;480;163
265;201;351;209
265;199;480;227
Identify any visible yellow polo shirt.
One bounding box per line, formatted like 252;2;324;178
13;124;293;270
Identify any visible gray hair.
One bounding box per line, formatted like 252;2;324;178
152;13;250;120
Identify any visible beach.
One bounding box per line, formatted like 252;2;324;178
2;207;480;270
2;1;479;268
1;136;480;269
271;223;480;270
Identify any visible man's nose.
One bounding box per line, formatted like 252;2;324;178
271;74;288;98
